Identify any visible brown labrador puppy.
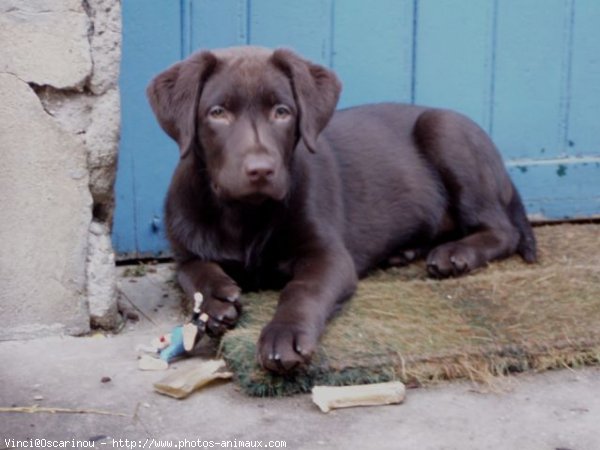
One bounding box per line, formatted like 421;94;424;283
147;47;536;373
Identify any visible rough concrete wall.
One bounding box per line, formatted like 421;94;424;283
0;0;121;338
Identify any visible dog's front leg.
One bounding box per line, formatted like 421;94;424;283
177;260;242;336
257;245;358;373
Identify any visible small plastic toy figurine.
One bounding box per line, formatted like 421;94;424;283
158;324;185;362
158;292;209;363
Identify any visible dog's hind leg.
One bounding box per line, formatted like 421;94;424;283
425;212;520;277
412;109;535;278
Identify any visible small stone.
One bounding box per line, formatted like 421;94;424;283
33;395;44;401
125;311;139;322
100;376;111;383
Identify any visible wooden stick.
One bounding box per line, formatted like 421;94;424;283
118;290;158;326
312;381;406;413
0;405;128;417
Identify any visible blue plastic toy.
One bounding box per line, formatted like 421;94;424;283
158;292;208;363
159;325;186;362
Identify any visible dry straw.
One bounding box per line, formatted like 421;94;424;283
221;224;600;396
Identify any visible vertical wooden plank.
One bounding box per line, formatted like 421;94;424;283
413;0;495;131
248;0;332;65
492;0;570;159
186;0;248;54
333;0;414;108
567;1;600;156
113;0;182;257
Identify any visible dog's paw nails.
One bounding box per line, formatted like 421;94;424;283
427;243;479;279
258;321;318;374
449;255;468;274
202;294;242;337
211;283;241;303
426;262;442;278
225;294;240;303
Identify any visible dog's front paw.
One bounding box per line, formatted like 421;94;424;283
201;282;242;337
257;321;318;374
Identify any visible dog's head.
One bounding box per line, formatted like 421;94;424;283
147;47;341;203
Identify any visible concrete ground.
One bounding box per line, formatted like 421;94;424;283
2;264;599;450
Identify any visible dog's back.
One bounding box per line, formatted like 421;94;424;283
318;103;535;274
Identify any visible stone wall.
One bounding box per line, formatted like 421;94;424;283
0;0;121;338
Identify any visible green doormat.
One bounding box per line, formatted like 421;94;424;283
220;224;600;396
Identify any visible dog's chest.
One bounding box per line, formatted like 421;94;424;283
189;219;246;264
190;210;284;268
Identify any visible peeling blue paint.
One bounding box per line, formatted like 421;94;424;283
151;216;161;234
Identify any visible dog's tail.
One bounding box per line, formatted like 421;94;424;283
507;183;537;263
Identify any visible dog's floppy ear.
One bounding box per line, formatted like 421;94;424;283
146;51;218;158
271;49;341;153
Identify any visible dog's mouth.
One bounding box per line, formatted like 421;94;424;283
240;192;271;205
211;182;288;204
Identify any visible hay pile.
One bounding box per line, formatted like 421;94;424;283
220;224;600;396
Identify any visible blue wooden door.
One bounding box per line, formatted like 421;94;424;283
113;0;600;258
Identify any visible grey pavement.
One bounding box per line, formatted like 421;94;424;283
1;264;598;450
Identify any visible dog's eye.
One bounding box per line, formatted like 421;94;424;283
208;105;227;119
273;104;291;120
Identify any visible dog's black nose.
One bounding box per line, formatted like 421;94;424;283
244;155;275;183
